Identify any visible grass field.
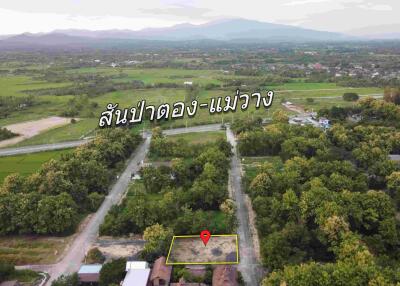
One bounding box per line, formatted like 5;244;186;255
0;149;74;183
167;131;226;144
242;156;283;180
0;235;72;265
15;118;98;146
0;69;383;146
8;269;41;283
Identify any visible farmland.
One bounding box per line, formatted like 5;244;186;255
0;63;383;147
0;149;74;183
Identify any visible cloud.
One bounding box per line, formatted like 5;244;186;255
283;0;332;6
0;0;398;34
139;4;214;20
359;3;392;11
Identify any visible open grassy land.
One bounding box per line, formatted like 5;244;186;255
0;149;73;183
0;235;72;265
167;131;226;145
0;68;381;146
8;269;41;284
0;76;70;98
242;156;283;181
15;118;98;146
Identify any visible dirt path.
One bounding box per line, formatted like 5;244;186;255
227;128;264;285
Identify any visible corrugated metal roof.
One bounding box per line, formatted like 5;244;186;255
389;155;400;162
126;261;149;271
78;264;103;274
122;269;151;286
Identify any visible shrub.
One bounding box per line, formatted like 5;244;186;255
343;92;359;101
99;258;126;286
86;248;105;264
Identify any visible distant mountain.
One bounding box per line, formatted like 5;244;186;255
0;18;355;50
348;24;400;39
0;33;103;49
54;19;350;41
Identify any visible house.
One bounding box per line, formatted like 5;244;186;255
122;269;151;286
126;261;149;271
184;81;193;86
122;261;151;286
149;257;172;286
78;264;103;283
212;265;238;286
170;278;207;286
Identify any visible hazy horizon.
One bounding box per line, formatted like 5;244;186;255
0;0;399;36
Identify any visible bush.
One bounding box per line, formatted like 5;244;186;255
85;248;105;264
0;128;17;141
99;258;126;286
87;192;105;212
343;92;359;101
51;273;79;286
0;262;14;282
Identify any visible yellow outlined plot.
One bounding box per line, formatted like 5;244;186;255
166;234;239;265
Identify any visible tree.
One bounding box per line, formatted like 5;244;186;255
87;192;105;212
249;173;273;197
141;166;171;194
0;261;14;282
35;193;78;234
383;87;400;105
1;173;25;194
99;258;127;286
343;92;359;102
51;273;79;286
387;171;400;208
141;224;173;262
272;110;289;124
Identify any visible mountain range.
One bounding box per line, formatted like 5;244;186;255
0;18;397;49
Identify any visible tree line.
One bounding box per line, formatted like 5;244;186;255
0;129;142;235
234;110;400;284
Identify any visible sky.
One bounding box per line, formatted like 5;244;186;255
0;0;399;35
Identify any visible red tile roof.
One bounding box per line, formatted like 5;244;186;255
150;256;172;282
212;265;238;286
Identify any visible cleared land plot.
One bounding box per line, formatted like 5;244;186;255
166;235;239;265
0;116;72;147
0;149;73;183
93;237;145;261
0;236;72;265
15;118;97;147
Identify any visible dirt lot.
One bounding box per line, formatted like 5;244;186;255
167;235;238;264
0;116;72;147
92;236;145;261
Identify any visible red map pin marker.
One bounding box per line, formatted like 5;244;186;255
200;230;211;246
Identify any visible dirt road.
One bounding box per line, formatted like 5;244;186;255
38;136;151;284
227;128;263;285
